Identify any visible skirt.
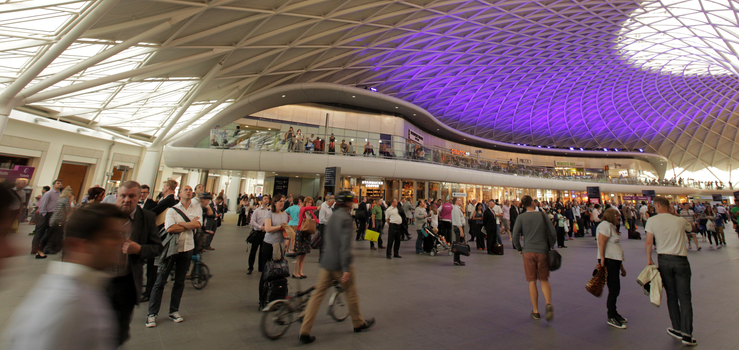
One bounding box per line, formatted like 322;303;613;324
294;230;312;255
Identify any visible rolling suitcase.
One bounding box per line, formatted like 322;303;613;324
488;243;504;255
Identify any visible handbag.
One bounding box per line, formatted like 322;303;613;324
452;242;471;256
540;211;561;272
263;244;289;281
706;219;716;232
586;265;608;297
299;211;317;234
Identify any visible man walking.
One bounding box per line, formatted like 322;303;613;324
247;195;270;274
512;195;556;321
645;196;697;346
110;181;163;345
298;191;375;344
6;204;128;350
31;179;63;257
385;199;403;259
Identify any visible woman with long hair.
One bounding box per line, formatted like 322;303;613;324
293;197;317;278
473;203;485;250
597;208;627;329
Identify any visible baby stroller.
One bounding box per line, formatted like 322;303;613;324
423;224;452;256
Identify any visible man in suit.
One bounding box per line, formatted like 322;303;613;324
109;181;163;345
140;184;156;210
141;179;178;302
355;197;370;241
483;199;500;252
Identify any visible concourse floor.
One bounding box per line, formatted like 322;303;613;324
2;215;739;350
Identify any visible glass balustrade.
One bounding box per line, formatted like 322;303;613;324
202;129;704;189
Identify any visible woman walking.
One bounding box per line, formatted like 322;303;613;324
597;208;627;329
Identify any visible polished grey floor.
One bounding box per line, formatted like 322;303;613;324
2;215;739;350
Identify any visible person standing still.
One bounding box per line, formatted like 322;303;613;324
451;197;467;266
414;200;430;254
369;199;384;250
645;197;697;346
31;179;63;258
597;209;627;329
512;195;556;321
385;199;403;259
247;195;270;275
298;192;375;344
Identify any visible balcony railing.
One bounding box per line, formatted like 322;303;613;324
204;129;712;190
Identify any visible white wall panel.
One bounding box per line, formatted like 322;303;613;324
163;147;710;196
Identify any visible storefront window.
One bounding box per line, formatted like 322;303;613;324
401;180;414;201
361;178;385;201
416;181;426;201
428;182;439;201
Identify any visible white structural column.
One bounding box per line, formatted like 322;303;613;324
0;0;119;137
226;171;242;211
137;59;225;186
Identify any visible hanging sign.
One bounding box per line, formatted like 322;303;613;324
407;129;424;144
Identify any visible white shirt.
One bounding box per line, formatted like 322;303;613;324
572;205;581;218
639;205;649;216
430;211;439;228
597;222;625;261
466;203;475;217
385;205;402;224
493;205;503;224
645;214;692;256
319;202;334;224
101;194;117;204
165;201;203;253
716;206;726;214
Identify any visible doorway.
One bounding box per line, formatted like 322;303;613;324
58;162;89;201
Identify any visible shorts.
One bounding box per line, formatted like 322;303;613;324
501;219;510;231
523;252;550;282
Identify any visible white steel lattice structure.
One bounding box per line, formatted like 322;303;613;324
1;0;739;174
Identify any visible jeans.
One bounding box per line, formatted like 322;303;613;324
591;221;598;237
299;266;366;335
415;229;425;253
386;223;401;257
370;219;383;248
602;258;622;318
148;250;193;316
658;254;693;337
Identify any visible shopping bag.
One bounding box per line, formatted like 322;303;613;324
625;221;630;230
364;229;380;242
573;222;579;232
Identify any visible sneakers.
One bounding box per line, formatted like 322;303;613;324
531;312;541;320
545;304;554;321
667;328;682;339
682;335;698;346
614;314;628;323
145;314;157;328
168;312;184;323
607;318;626;329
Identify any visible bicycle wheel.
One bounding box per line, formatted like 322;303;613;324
328;290;348;322
192;264;210;289
261;300;293;339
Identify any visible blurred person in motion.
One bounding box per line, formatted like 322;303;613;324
298;191;374;344
109;181;163;345
4;204;128;350
0;184;20;275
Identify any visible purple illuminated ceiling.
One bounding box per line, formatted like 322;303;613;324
8;0;739;171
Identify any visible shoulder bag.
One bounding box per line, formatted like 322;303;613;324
299;211;317;234
159;207;191;239
263;244;290;281
586;265;607;297
540;211;562;272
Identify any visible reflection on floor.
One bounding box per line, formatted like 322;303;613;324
1;215;738;350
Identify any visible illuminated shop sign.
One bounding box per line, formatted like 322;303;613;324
451;149;469;156
362;180;384;188
517;158;532;164
554;161;584;167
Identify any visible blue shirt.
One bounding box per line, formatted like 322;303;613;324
285;205;300;226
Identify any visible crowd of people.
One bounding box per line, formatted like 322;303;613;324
2;173;739;348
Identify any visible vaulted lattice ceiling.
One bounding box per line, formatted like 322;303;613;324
2;0;739;172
